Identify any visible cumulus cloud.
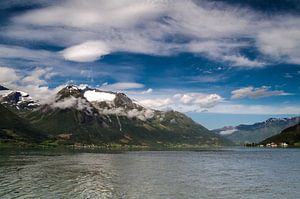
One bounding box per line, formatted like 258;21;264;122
139;98;173;109
99;82;144;91
0;66;20;87
22;67;53;85
0;66;65;104
231;86;291;99
138;92;223;112
174;93;223;108
61;40;111;62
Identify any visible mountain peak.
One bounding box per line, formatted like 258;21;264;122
0;85;9;91
0;87;39;110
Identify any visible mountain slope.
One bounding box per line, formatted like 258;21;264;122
0;86;39;111
24;85;231;146
213;117;300;144
0;104;45;143
260;123;300;146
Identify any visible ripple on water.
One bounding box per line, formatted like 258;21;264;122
0;149;300;199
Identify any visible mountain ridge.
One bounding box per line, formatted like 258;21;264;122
213;117;300;144
0;84;232;147
260;123;300;146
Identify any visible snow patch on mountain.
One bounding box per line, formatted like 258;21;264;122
0;89;39;109
0;90;13;97
84;90;116;102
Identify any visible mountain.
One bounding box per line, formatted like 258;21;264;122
260;123;300;146
0;85;9;91
1;85;230;147
0;87;39;110
213;117;300;144
0;103;45;144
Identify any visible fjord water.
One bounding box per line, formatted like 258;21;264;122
0;148;299;199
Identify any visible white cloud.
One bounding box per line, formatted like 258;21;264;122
223;55;265;67
185;40;265;67
208;103;300;115
14;0;163;29
141;88;153;94
138;92;223;112
61;40;111;62
22;67;52;85
0;44;53;59
51;96;93;114
51;96;77;109
174;93;223;108
257;25;300;64
139;98;173;109
5;0;300;66
99;82;144;91
231;86;291;99
100;107;154;121
0;66;20;86
0;66;64;104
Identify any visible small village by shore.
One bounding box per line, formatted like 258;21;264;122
258;142;288;148
245;142;289;148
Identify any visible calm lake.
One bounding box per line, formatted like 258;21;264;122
0;148;299;199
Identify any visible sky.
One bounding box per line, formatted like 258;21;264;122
0;0;299;129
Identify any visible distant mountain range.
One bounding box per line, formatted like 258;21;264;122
213;117;300;144
260;123;300;146
0;85;231;147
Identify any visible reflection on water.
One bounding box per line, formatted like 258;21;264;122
0;148;300;198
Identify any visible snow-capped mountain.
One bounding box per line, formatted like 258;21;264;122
14;84;231;146
0;85;39;110
51;85;156;121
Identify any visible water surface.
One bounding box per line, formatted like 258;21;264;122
0;148;299;198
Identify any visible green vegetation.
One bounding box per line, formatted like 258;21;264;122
23;107;232;147
0;104;46;144
215;118;299;144
0;104;232;149
0;85;233;149
260;123;300;146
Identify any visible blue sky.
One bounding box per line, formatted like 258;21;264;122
0;0;299;129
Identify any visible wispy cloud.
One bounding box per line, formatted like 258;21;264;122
99;82;144;91
208;103;300;115
2;0;300;67
231;86;291;99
